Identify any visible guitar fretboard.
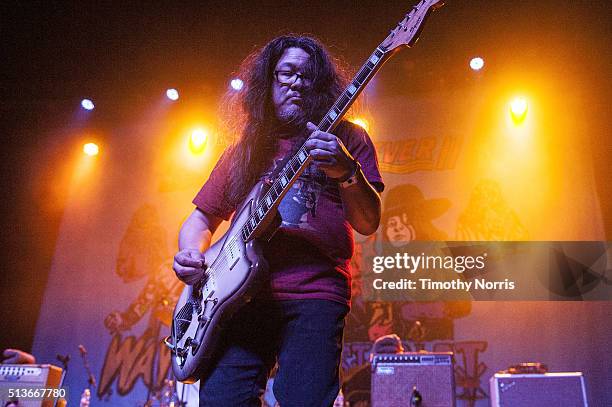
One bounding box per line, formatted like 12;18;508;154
318;47;386;133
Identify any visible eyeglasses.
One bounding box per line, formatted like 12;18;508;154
274;70;313;86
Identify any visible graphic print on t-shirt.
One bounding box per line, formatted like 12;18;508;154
277;163;326;230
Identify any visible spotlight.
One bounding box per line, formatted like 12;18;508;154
189;128;208;153
470;57;484;71
510;97;528;124
81;99;95;111
83;142;99;156
349;117;370;132
230;78;244;91
166;88;179;101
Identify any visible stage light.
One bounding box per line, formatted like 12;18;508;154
349;117;370;132
470;57;485;71
166;88;179;101
230;78;244;91
81;99;95;110
189;128;208;153
83;142;99;156
510;97;528;124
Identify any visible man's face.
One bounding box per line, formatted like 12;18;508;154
272;47;311;122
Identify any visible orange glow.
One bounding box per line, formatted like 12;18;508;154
509;97;528;125
189;128;208;154
83;142;99;156
349;117;370;132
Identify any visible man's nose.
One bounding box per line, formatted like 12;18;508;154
290;77;305;90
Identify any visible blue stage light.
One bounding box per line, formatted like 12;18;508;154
166;88;179;101
81;99;95;110
230;79;244;91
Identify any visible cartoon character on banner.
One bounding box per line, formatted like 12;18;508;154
456;179;528;241
368;184;471;343
99;204;183;400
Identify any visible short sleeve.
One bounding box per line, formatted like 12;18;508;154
337;121;385;193
192;150;236;221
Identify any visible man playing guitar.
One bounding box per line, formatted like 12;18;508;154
173;35;383;406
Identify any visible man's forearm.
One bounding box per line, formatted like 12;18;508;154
178;209;218;252
339;170;381;236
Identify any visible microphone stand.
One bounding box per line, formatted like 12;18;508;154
54;354;70;407
78;345;97;391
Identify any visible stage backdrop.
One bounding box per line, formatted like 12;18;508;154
33;88;611;406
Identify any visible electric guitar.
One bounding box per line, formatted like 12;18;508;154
167;0;445;382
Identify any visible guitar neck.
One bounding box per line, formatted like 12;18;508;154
240;44;392;242
317;46;390;133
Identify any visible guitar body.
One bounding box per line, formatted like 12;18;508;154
170;182;274;383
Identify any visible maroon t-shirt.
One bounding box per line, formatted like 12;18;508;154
193;121;384;306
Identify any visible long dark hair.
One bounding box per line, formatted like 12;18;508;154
220;35;348;208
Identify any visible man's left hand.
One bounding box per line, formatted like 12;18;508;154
305;122;355;180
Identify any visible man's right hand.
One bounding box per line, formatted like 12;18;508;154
173;248;206;285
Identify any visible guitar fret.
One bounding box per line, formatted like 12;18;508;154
292;157;300;168
355;67;371;84
319;117;333;131
337;93;350;109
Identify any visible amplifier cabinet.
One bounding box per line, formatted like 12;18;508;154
0;364;63;407
371;352;455;407
490;372;588;407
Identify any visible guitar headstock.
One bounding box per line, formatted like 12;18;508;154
381;0;445;52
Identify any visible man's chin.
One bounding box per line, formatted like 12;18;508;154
277;106;306;125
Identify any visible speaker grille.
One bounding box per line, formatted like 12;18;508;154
371;353;455;407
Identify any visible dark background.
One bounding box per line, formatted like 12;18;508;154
1;1;610;354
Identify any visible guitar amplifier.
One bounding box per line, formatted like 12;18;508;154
0;364;63;407
490;372;588;407
371;353;455;407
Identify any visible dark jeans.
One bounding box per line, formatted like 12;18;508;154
199;299;349;407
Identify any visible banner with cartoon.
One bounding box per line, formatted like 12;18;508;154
33;89;610;406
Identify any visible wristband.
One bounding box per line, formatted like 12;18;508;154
339;160;362;189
